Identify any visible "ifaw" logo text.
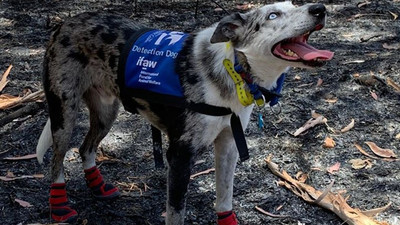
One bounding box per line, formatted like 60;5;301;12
136;56;157;68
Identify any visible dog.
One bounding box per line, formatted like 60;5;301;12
36;1;333;224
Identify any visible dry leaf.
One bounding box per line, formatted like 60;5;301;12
349;158;373;169
317;78;323;86
341;119;355;133
365;142;397;158
383;43;400;50
353;73;361;78
325;98;338;104
4;153;37;161
354;143;383;160
389;11;398;20
294;75;301;80
370;91;378;100
396;133;400;140
6;171;15;178
15;199;32;208
327;162;340;174
0;65;13;92
33;174;45;178
323;137;336;148
386;77;400;92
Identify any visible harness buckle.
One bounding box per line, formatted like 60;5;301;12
269;102;282;115
254;94;266;107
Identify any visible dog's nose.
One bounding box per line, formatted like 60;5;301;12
308;4;326;18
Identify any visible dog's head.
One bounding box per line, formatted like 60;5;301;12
210;2;334;70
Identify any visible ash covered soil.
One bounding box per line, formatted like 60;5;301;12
1;0;400;224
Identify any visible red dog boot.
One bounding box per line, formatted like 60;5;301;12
84;166;120;200
49;183;78;223
217;211;238;225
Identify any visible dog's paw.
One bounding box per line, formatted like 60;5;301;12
217;211;238;225
84;166;120;200
49;183;78;223
51;205;78;223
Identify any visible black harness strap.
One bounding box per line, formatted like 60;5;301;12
151;125;164;168
150;104;250;167
230;114;250;161
186;102;232;116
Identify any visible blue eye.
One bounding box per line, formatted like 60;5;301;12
268;13;278;20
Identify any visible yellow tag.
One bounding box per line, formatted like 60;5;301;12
223;59;254;106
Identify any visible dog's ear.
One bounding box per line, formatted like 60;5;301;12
210;12;246;44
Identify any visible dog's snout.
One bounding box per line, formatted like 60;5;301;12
308;4;326;18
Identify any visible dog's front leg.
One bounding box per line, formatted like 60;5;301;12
214;127;239;225
214;106;253;225
165;140;196;225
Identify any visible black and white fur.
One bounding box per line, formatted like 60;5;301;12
36;2;329;224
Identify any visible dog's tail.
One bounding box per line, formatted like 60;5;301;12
36;118;53;164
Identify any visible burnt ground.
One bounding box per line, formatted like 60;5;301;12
1;0;400;224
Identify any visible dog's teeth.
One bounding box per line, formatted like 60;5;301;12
283;49;297;57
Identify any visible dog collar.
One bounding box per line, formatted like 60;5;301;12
223;59;256;106
223;50;286;108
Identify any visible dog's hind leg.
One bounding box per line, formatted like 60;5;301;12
214;127;239;225
80;87;120;200
44;59;82;223
165;140;197;225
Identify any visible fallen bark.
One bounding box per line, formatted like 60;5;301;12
0;89;44;110
265;155;391;225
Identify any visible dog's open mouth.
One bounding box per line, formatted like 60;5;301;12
272;25;334;66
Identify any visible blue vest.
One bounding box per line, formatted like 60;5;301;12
121;29;188;101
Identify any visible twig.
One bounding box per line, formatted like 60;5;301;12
190;168;215;179
0;90;44;110
293;115;327;136
0;102;42;127
209;0;230;15
386;78;400;92
360;35;381;43
255;205;289;218
352;13;386;19
0;64;13;92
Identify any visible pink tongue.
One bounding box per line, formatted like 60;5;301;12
281;42;334;61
